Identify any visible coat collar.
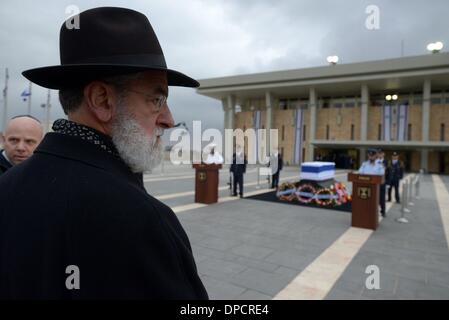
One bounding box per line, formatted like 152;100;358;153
35;133;144;188
0;149;13;171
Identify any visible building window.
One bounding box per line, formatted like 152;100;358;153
299;101;308;109
431;97;442;104
303;125;306;141
350;124;355;140
378;124;382;140
326;125;330;140
408;124;412;141
441;123;445;141
345;102;355;108
281;125;285;141
414;97;422;105
333;102;343;108
302;148;305;163
281;147;284;157
279;99;288;110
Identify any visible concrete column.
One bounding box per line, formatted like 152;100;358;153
421;150;428;173
421;79;431;172
221;98;228;131
360;84;369;141
359;148;366;167
308;87;317;161
422;80;431;142
226;94;235;130
265;91;274;154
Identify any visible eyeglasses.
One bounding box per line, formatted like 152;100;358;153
125;89;168;113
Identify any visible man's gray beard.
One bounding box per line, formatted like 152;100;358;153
110;105;164;173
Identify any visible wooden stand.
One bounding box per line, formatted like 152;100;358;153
348;172;385;230
193;163;222;204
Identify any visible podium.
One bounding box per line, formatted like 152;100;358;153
348;172;385;230
193;163;222;204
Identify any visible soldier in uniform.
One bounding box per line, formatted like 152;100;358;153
359;148;385;176
386;152;404;203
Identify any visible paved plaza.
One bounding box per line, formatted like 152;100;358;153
145;161;449;300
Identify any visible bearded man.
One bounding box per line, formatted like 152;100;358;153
0;7;208;299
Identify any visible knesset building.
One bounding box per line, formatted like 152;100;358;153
197;52;449;173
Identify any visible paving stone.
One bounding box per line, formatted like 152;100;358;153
228;268;292;296
236;289;273;300
230;244;274;259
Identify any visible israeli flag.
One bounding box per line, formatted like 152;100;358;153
21;88;31;101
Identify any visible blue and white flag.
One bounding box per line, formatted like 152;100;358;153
21;88;31;101
382;104;391;141
397;103;408;141
293;108;303;164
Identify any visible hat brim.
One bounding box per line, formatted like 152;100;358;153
22;64;199;90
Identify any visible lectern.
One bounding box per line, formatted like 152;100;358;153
192;163;222;204
348;172;385;230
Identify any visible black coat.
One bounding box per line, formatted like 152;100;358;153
268;154;283;175
0;133;208;299
386;160;404;185
0;150;12;176
230;153;247;176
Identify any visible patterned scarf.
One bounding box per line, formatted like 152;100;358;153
52;119;120;158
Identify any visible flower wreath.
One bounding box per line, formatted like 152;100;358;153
278;183;297;201
315;187;335;206
296;184;316;203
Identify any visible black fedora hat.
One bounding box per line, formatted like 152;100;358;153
22;7;199;89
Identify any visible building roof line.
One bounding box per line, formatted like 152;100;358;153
197;53;449;92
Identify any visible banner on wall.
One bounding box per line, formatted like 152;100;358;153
382;104;391;141
294;108;303;164
397;103;408;141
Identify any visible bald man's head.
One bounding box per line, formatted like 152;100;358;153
2;116;43;165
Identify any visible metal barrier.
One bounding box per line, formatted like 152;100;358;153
397;178;410;223
396;172;422;224
408;176;414;206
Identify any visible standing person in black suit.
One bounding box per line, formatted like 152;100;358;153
230;145;247;198
269;152;283;189
376;149;388;217
0;7;207;299
386;152;404;203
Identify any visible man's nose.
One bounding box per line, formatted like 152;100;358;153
157;105;175;129
16;140;27;152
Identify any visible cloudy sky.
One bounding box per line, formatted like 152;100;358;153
1;0;448;142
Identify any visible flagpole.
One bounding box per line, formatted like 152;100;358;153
27;81;32;115
46;89;51;133
2;68;8;133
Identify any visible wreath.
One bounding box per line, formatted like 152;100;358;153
277;183;297;201
296;184;316;203
315;187;335;206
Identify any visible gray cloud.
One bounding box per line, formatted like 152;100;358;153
1;0;448;140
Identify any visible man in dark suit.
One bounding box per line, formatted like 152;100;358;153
386;152;404;203
0;7;207;299
230;145;247;198
269;152;283;189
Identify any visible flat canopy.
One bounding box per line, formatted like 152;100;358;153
197;53;449;100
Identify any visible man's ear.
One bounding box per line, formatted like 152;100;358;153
83;81;118;123
0;133;4;145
